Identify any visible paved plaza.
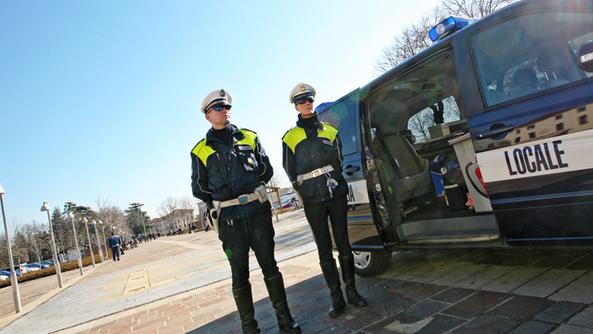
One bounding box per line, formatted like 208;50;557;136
0;210;592;333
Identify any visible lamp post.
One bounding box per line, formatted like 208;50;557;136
92;220;104;262
0;184;22;313
40;202;63;288
81;217;95;268
98;220;108;259
66;212;84;276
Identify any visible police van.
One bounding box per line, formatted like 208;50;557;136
317;0;593;276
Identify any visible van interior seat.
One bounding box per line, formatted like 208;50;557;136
379;131;434;203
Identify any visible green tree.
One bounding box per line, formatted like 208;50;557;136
126;203;151;236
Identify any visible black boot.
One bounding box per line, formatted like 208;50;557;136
264;274;301;334
320;260;346;318
339;254;368;308
232;285;261;334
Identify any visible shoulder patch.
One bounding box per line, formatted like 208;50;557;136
321;121;338;131
240;128;257;135
282;126;299;140
191;138;215;166
191;138;207;155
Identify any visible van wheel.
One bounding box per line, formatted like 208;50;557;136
352;250;392;277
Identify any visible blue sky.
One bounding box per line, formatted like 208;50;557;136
0;0;441;229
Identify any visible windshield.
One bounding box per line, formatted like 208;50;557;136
472;11;593;107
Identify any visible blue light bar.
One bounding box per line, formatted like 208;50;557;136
428;16;471;42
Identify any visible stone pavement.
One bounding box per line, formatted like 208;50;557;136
73;247;593;334
1;209;593;333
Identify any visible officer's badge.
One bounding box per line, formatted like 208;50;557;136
299;85;306;92
219;89;226;97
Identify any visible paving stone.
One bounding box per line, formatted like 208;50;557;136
513;269;586;298
481;252;547;267
568;306;593;329
549;272;593;304
443;291;510;318
456;249;494;263
566;253;593;271
534;301;587;324
387;282;447;300
394;262;441;281
451;314;519;334
551;324;593;334
455;265;516;290
402;300;449;319
360;313;432;334
533;254;584;269
408;261;461;284
508;320;556;334
488;296;552;320
431;287;476;304
479;254;511;266
415;314;466;334
431;263;485;286
339;308;384;331
365;291;416;317
482;267;549;293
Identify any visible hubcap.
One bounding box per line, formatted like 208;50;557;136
352;251;371;270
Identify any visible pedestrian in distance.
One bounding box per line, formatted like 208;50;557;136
282;83;368;318
108;231;122;262
190;89;301;334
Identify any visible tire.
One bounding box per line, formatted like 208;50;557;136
352;250;392;277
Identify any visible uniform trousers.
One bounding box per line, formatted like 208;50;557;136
218;208;280;290
303;194;352;263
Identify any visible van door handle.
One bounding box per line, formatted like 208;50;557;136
343;165;361;176
476;126;515;140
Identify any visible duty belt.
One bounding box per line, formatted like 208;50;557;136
297;165;334;185
213;185;268;209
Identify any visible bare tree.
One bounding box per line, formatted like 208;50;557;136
377;11;443;72
159;197;178;218
441;0;515;18
377;0;517;72
97;205;128;235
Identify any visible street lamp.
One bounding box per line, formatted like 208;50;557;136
97;220;108;259
0;184;22;313
66;211;84;276
81;217;95;268
92;220;104;262
40;202;63;288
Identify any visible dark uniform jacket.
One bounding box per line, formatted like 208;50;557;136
108;235;121;248
191;124;273;221
282;114;347;203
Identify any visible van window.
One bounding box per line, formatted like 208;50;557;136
471;11;593;107
318;92;360;156
369;52;465;179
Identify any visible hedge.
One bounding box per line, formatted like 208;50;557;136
0;251;111;288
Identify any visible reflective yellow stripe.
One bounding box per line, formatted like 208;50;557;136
236;129;257;150
282;127;307;153
282;123;338;153
191;139;216;166
318;122;338;142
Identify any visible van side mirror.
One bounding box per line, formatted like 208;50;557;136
578;40;593;73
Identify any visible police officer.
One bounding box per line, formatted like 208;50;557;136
191;89;300;334
282;83;367;319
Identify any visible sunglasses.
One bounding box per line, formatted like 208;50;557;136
295;97;314;105
209;104;232;112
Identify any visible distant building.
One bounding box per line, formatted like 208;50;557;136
151;209;194;234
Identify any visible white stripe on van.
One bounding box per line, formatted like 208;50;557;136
477;128;593;183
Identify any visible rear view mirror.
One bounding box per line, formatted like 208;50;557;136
578;40;593;72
